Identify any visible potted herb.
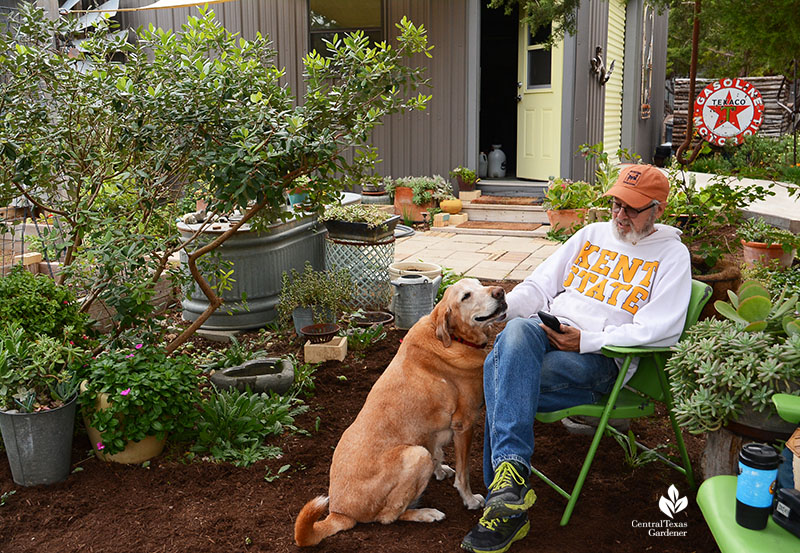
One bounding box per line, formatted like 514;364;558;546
391;175;452;223
320;204;400;243
542;177;595;233
666;280;800;475
449;166;479;192
79;343;201;463
287;175;311;207
738;217;799;269
277;262;353;335
0;322;87;486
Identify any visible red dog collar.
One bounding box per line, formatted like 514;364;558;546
450;335;487;349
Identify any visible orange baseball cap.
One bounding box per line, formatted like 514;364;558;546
603;164;669;209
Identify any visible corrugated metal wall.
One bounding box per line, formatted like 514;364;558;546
117;0;470;179
569;0;608;181
602;0;626;165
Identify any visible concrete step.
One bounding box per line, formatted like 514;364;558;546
462;202;549;224
428;225;549;238
477;178;548;197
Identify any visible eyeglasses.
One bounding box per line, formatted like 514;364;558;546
610;200;655;218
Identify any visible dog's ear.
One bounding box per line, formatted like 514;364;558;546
434;305;452;347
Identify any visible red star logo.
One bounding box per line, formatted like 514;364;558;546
707;92;748;131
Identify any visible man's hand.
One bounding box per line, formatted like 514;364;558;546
540;323;581;352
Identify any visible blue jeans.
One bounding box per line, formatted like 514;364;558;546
482;317;619;487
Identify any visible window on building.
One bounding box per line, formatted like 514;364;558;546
526;24;552;88
309;0;384;56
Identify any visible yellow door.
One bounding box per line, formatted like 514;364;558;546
516;23;564;180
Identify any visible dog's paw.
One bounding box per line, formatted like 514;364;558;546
463;493;485;510
434;464;455;480
419;508;446;522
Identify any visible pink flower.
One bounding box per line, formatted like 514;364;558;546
126;353;135;358
97;442;105;451
120;388;131;396
134;343;143;350
63;300;69;304
69;341;74;345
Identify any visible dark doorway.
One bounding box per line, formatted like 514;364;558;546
479;4;518;177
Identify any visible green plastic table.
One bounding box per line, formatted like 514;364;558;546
696;475;799;552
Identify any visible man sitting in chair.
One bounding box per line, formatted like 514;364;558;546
461;165;692;553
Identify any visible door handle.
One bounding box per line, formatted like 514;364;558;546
516;95;522;103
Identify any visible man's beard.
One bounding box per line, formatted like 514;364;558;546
611;211;657;244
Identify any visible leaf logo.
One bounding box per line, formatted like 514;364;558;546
658;485;688;519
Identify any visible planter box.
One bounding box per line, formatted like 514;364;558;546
322;215;400;243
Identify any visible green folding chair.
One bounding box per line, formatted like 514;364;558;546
531;279;712;526
696;394;800;552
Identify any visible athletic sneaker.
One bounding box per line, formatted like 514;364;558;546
461;513;530;553
483;461;537;520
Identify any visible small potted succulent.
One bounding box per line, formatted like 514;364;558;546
449;166;478;192
320;204;400;243
0;322;87;486
738;217;799;269
542;177;595;233
79;342;201;464
277;262;353;335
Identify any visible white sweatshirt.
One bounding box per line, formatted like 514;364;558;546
505;222;691;376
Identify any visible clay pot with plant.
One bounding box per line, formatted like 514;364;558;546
78;344;201;464
738;217;799;270
449;166;478;192
542;177;595;234
389;175;453;223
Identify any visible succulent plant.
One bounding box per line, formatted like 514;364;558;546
713;280;799;335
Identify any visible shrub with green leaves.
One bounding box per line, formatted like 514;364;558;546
191;388;307;467
542;178;595;211
79;345;201;455
742;261;800;300
0;266;89;340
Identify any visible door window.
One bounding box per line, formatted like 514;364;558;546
309;0;383;55
526;24;552;88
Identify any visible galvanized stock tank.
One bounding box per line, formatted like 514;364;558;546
178;214;327;330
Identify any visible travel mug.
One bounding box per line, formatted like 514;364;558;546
736;443;780;530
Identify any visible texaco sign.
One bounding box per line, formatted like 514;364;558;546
693;78;764;146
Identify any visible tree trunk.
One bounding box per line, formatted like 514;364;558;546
701;428;745;479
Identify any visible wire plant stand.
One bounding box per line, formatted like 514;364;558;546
325;236;394;311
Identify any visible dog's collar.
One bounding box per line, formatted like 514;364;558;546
450;335;487;349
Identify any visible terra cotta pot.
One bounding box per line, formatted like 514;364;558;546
741;239;795;269
546;209;587;233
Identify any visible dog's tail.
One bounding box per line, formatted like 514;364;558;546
294;496;356;547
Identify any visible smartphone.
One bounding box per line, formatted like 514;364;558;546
537;311;564;333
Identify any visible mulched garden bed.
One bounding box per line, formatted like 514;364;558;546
0;281;719;553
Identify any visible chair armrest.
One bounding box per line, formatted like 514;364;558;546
601;345;674;358
772;393;800;425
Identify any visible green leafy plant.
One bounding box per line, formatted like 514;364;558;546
667;281;800;434
342;320;387;352
449;166;478;190
577;142;640;202
542;178;595;210
0;266;89;341
285;354;318;399
661;168;774;271
277;262;352;327
321;204;395;228
609;429;670;469
200;336;270;373
0;490;15;506
436;266;466;303
395;175;453;205
713;280;799;336
192;388;307;467
742;262;800;300
738;218;800;252
79;345;201;455
264;463;291;482
0;322;87;412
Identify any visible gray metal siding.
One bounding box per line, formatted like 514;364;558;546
568;0;608;181
118;0;469;179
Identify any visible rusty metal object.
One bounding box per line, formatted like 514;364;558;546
676;0;706;166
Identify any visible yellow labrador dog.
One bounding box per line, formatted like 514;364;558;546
295;278;507;546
